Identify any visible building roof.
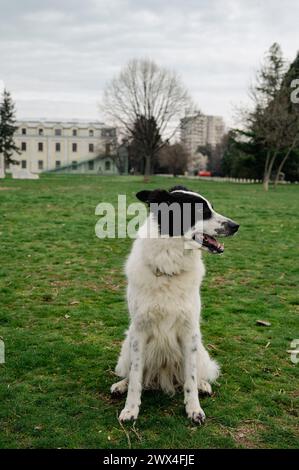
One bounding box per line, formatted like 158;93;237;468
16;119;114;129
181;113;224;122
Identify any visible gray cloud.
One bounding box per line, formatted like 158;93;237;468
0;0;298;126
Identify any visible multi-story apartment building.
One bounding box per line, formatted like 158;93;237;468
180;113;225;157
11;119;119;174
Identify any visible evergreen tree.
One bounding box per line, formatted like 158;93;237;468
249;43;286;190
225;44;299;188
217;45;299;184
273;52;299;185
0;89;20;167
128;115;162;174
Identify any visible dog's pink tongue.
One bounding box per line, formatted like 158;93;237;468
205;235;224;251
204;234;217;246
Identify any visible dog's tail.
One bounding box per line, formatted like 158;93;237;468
197;343;220;383
115;330;130;378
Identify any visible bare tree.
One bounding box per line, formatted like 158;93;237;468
101;59;191;180
274;134;298;185
252;93;293;190
158;142;189;177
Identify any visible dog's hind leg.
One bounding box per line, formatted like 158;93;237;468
119;330;145;422
111;378;128;397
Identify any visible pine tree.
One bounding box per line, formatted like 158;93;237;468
273;52;299;185
0;89;20;168
248;43;287;190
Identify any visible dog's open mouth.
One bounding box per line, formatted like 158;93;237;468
192;233;224;254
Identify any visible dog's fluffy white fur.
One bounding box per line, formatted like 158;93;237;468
111;212;220;423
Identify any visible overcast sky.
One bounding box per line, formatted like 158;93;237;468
0;0;298;127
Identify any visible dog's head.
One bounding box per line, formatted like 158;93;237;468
136;185;239;254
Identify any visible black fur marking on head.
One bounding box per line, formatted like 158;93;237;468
136;190;151;203
136;187;213;237
168;185;189;192
168;189;213;221
136;189;172;205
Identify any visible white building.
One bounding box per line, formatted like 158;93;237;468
11;119;119;174
180;113;225;156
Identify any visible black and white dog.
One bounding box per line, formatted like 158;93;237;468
111;186;239;424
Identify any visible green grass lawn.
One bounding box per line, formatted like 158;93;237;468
0;174;298;449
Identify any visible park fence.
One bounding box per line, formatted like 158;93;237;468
182;175;263;183
156;174;298;184
186;176;298;184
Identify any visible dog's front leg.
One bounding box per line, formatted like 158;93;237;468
119;330;145;422
183;330;206;425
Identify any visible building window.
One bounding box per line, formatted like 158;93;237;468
102;128;115;138
72;161;78;170
55;161;61;168
89;143;94;153
21;142;27;151
38;142;43;152
39;128;44;136
72;129;77;136
72;143;77;152
89;129;94;137
105;143;111;155
55;143;61;152
21;160;27;169
38;160;44;170
55;129;62;136
21;128;26;135
105;160;111;171
88;160;94;170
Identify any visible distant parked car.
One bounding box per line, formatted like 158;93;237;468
198;170;212;177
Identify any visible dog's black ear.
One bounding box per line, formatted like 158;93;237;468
136;189;173;205
149;189;173;204
136;190;152;203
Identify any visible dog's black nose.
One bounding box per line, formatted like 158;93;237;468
227;220;239;234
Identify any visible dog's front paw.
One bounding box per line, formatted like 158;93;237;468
119;406;139;422
186;406;206;425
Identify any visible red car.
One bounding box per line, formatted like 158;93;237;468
198;170;212;177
